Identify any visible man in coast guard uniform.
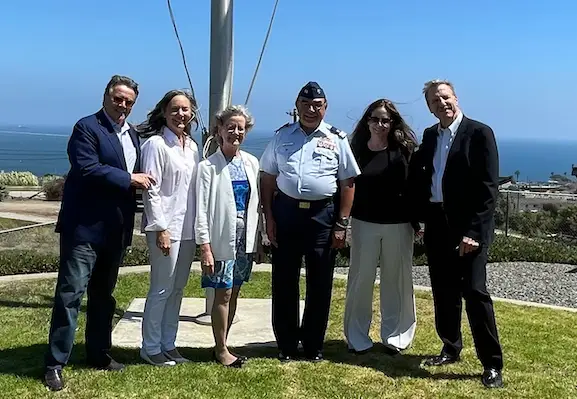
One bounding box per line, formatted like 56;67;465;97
260;82;361;362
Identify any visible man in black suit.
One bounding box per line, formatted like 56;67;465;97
43;75;155;391
412;79;503;388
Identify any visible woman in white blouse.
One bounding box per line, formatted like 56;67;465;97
137;90;200;366
195;105;260;368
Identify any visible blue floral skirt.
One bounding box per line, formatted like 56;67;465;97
201;215;254;289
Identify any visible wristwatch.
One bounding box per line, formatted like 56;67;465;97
335;217;349;229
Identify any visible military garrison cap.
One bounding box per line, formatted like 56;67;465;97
298;81;326;99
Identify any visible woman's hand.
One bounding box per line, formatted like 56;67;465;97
156;230;171;256
200;243;215;275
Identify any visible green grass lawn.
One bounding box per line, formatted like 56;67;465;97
0;271;576;398
0;217;34;230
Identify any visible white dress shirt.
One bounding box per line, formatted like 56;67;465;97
430;112;463;203
103;110;137;173
140;127;200;241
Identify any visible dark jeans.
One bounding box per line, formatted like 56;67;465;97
45;234;125;370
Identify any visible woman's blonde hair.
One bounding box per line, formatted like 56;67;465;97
211;104;255;145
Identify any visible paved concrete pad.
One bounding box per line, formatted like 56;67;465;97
112;297;304;349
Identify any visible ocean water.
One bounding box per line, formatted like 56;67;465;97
0;125;575;182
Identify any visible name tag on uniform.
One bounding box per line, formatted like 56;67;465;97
298;201;310;209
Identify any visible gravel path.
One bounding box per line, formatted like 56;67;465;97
335;262;577;309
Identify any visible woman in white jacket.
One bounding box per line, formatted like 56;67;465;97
138;90;200;367
195;105;260;368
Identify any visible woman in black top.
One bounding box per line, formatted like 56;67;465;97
344;99;418;355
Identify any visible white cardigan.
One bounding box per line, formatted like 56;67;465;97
194;148;260;261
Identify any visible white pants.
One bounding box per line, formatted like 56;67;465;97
344;218;416;351
141;233;196;355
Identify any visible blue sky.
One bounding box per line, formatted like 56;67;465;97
0;0;576;141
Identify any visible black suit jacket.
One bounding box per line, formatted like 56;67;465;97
409;115;499;245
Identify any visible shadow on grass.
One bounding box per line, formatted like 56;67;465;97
0;340;479;384
0;343;226;381
321;340;479;381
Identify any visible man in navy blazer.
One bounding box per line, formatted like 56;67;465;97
44;75;155;391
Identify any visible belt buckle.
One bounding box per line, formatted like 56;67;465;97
298;201;310;209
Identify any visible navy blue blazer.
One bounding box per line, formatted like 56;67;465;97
56;109;141;248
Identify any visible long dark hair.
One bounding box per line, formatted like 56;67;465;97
350;99;417;159
136;89;198;138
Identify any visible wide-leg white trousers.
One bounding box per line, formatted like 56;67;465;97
344;218;416;352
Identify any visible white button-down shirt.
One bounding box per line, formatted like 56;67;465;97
103;110;137;173
430;111;463;203
140;127;200;241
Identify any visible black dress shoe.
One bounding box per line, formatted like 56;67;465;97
423;353;459;367
277;352;297;363
482;368;503;388
88;357;125;371
44;368;64;391
305;352;323;362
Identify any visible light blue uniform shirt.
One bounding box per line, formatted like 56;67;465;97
260;120;361;200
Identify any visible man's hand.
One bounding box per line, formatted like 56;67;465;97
459;236;479;256
131;173;156;189
156;230;171;256
331;227;346;249
265;213;277;248
200;243;215;275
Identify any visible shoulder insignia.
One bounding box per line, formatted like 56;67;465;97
275;122;290;133
330;126;347;139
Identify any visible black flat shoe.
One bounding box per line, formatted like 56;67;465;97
213;351;244;368
230;352;248;361
482;368;503;388
423;353;459;367
44;368;64;391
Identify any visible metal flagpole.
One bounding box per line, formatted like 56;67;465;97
197;0;235;326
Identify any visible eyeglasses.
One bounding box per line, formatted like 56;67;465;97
111;96;135;107
368;117;392;125
298;100;326;111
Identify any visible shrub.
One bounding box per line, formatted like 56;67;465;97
0;246;151;277
0;185;8;202
1;235;577;277
43;178;66;201
0;171;39;186
40;174;63;185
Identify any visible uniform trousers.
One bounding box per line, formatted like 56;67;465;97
344;218;416;352
141;233;196;355
271;191;336;356
424;203;503;370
